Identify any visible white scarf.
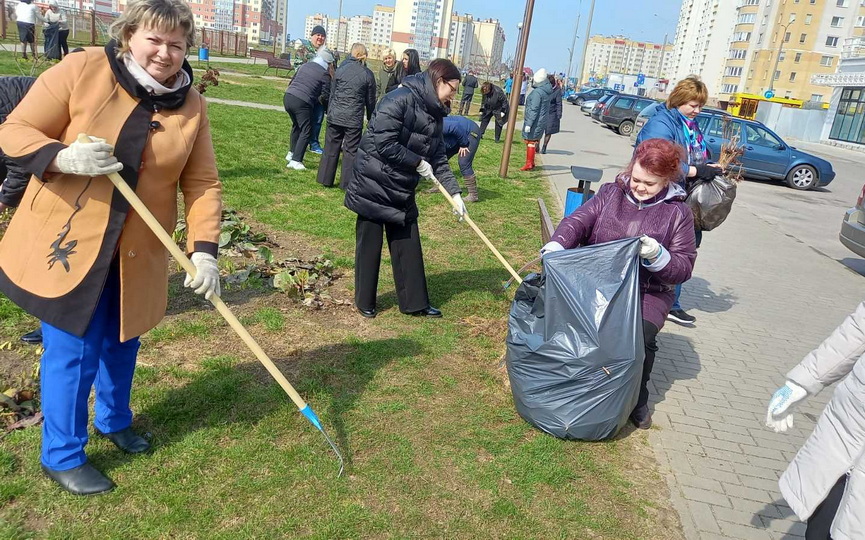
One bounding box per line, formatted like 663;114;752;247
122;53;190;95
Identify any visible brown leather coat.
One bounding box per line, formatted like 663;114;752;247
0;44;222;341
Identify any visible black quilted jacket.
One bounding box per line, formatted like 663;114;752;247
345;72;461;225
326;57;376;129
0;76;37;207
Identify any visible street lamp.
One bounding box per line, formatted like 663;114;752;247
515;22;524;63
768;22;793;96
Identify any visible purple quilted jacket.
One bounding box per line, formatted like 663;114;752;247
551;176;697;330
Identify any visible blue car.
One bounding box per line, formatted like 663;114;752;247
695;113;835;190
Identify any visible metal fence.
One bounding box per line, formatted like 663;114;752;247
0;0;248;56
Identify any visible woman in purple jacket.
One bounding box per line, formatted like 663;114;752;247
542;138;698;429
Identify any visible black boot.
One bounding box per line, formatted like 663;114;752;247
21;328;43;344
42;463;115;496
541;142;548;154
99;427;151;454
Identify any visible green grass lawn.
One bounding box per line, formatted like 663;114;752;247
0;64;682;539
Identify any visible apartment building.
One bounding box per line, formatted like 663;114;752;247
470;18;506;75
370;5;395;59
449;13;474;67
347;16;373;50
187;0;276;45
669;0;738;96
719;0;864;103
392;0;455;61
304;13;329;39
581;35;674;83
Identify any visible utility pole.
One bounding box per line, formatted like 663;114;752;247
337;0;344;53
575;0;596;87
768;23;792;95
566;0;582;84
280;0;289;54
657;33;667;79
498;0;536;178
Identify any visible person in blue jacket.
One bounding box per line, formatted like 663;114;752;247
635;76;722;326
441;115;481;202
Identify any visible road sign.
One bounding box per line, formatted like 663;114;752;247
764;90;775;99
634;82;639;87
636;73;646;85
613;83;625;91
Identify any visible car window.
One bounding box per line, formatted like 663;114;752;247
638;102;661;119
743;123;783;148
704;117;727;138
588;90;601;98
633;100;653;113
695;115;712;133
598;94;615;104
612;97;635;110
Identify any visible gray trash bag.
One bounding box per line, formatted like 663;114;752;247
686;174;737;231
506;237;645;441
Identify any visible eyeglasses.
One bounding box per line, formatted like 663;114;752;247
446;81;459;93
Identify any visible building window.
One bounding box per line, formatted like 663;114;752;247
805;14;812;24
810;94;824;102
774;70;781;80
827;36;840;47
830;87;865;144
721;84;739;93
795;52;802;62
831;16;845;27
779;51;786;61
821;55;834;66
784;32;791;42
837;0;849;6
800;33;807;43
789;72;797;81
857;15;865;26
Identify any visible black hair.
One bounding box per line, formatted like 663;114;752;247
398;49;421;82
426;58;461;89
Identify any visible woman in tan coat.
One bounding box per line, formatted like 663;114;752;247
0;0;222;495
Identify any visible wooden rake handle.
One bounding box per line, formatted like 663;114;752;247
78;134;308;411
432;178;522;284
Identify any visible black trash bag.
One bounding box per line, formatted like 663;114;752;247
506;238;645;441
686;174;737;231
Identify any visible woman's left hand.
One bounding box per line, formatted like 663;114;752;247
458;147;470;158
451;193;466;222
185;252;221;300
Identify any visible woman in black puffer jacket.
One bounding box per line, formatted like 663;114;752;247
345;59;465;319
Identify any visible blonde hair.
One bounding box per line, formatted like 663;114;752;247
382;48;396;61
351;43;367;60
667;76;708;109
109;0;196;56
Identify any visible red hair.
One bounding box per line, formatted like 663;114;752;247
626;138;686;183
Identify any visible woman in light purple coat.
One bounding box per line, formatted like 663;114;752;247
542;138;698;429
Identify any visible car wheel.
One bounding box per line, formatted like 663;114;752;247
618;120;634;136
785;164;818;190
575;97;584;105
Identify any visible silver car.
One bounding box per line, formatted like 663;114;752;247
580;99;598;115
841;184;865;258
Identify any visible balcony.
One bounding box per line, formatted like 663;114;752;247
842;37;865;59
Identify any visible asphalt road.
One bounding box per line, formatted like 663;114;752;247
539;103;865;278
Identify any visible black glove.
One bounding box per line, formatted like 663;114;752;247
694;164;720;181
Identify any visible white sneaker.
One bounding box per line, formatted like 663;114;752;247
286;160;306;170
285;151;293;162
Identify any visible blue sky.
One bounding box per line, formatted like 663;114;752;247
288;0;682;75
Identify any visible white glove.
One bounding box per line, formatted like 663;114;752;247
500;111;506;118
416;160;435;181
765;381;808;433
523;124;531;133
55;135;123;176
639;235;661;261
541;241;565;256
451;193;466;222
184;252;221;300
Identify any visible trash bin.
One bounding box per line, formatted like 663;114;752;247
564;166;603;217
198;47;209;62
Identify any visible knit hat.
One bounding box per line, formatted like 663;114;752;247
316;48;335;65
311;25;326;38
532;69;547;85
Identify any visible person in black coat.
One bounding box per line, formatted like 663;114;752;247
283;49;334;170
396;48;421;86
541;74;563;154
0;76;37;214
345;59;466;319
458;70;478;115
317;43;376;190
478;81;509;143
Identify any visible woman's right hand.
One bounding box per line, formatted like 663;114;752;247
55;135;123;176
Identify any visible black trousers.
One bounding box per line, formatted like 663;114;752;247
479;110;506;141
632;319;660;421
459;93;474;115
354;215;430;314
58;29;69;56
806;475;848;540
284;93;313;163
316;123;362;189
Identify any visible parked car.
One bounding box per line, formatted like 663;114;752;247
580;99;598;114
590;93;617;122
568;88;618;105
841;183;865;258
599;95;657;136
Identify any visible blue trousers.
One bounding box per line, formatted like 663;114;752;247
309;102;324;148
40;266;140;471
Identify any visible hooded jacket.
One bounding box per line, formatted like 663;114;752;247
635;105;708;178
550;177;697;330
522;78;553;141
327;56;376;129
345;72;461;225
779;302;865;540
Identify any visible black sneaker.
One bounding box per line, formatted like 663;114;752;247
667;309;696;325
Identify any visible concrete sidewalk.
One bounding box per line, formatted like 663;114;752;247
541;105;864;539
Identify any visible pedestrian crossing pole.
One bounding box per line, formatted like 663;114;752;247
498;0;536;178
